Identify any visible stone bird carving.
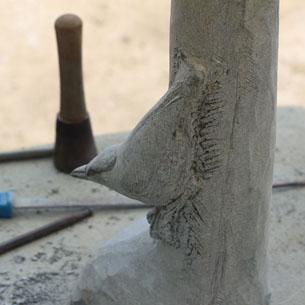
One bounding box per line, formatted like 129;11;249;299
72;54;225;261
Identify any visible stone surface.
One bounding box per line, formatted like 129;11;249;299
71;107;305;305
0;108;305;304
0;132;128;202
269;106;305;305
71;1;279;304
0;132;149;305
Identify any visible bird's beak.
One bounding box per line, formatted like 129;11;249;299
71;165;88;179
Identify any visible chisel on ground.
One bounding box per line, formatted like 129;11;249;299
0;191;152;218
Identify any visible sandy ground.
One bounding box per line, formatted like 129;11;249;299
0;0;304;150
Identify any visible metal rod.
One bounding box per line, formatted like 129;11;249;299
0;209;92;255
14;203;153;212
272;182;305;189
14;196;151;211
0;148;54;163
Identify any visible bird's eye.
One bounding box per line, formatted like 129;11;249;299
87;169;96;177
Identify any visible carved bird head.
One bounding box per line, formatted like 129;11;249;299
71;142;156;204
71;144;120;188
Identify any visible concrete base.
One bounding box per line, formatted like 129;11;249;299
0;107;305;304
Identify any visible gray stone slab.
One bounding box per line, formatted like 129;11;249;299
0;107;304;304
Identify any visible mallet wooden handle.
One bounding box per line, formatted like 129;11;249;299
54;14;97;173
55;14;87;122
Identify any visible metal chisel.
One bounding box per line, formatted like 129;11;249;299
0;191;152;218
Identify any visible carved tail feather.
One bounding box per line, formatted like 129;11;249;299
147;180;206;263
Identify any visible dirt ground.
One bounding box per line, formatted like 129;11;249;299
0;0;304;150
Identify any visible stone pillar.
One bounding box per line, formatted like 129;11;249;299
71;1;279;304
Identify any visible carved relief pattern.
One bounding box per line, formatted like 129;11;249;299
149;56;225;264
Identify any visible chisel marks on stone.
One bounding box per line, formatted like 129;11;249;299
209;222;228;305
191;80;225;180
231;28;258;148
170;46;186;86
149;56;226;266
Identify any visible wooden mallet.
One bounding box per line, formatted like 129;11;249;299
54;14;97;173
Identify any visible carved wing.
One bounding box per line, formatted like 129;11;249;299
148;59;226;265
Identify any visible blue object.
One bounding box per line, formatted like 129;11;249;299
0;191;13;218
